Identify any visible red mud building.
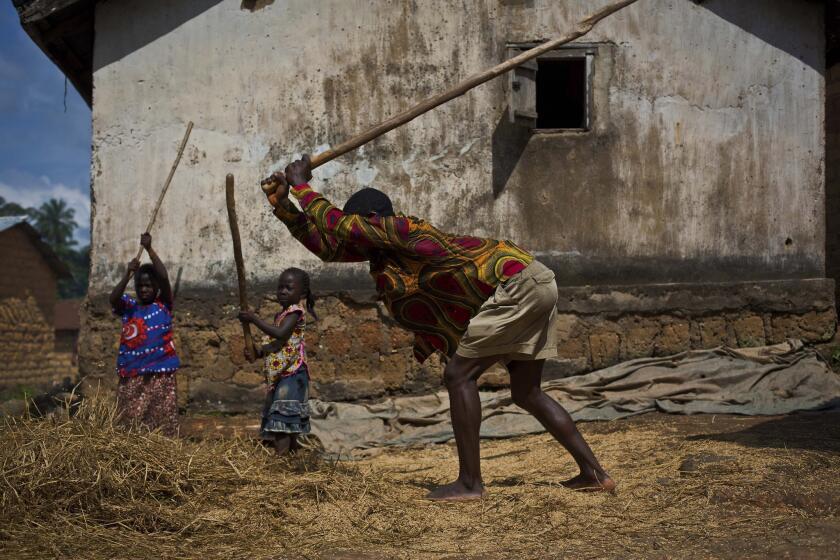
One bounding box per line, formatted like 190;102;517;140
0;216;75;389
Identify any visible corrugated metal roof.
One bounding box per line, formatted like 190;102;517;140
0;215;30;232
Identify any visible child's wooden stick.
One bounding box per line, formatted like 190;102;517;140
225;173;257;362
262;0;637;187
135;121;193;260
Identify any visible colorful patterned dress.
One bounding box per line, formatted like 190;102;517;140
272;183;534;361
113;294;180;436
260;304;310;438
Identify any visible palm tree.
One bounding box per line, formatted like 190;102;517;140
31;198;78;252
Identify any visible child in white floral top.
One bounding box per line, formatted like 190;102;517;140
238;267;316;455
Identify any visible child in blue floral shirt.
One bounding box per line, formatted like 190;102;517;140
109;233;180;435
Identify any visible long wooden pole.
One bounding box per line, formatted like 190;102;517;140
225;173;257;362
297;0;637;174
135;121;193;259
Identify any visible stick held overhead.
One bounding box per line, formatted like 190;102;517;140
262;0;637;188
135;121;194;260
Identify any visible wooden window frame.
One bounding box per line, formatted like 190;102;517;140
507;43;597;134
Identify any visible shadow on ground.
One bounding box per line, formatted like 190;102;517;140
684;410;840;452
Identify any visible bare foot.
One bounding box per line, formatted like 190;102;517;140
273;435;292;456
425;480;486;501
561;472;616;493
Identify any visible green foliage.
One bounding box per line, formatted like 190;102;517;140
29;198;78;253
0;196;31;217
58;244;90;299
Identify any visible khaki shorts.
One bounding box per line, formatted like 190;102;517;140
456;260;558;363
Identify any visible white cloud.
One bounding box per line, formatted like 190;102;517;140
0;176;90;245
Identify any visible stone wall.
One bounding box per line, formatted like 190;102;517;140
0;297;75;390
530;278;837;380
81;290;442;412
79;278;836;412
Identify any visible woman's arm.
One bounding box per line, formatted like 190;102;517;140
264;171;367;263
284;157;416;253
274;197;368;262
140;233;174;306
109;259;140;314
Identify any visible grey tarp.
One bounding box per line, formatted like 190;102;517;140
309;341;840;456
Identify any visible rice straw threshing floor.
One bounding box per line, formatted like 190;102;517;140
3;400;840;560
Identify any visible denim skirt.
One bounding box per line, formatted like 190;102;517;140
260;365;310;438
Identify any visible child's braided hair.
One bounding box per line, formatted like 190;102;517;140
282;267;317;320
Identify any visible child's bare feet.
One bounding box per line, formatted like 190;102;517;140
561;471;616;493
273;434;292;456
425;479;486;501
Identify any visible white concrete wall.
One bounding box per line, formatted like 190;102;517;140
89;0;824;292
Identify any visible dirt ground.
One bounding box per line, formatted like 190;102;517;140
178;410;840;560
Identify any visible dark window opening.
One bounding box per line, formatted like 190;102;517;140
536;58;587;129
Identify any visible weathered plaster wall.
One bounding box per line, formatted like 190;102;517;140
88;0;824;290
827;60;840;302
503;0;825;283
83;0;829;407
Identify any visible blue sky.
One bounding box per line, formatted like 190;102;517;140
0;1;92;246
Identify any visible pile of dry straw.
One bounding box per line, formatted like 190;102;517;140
2;394;838;559
1;396;386;558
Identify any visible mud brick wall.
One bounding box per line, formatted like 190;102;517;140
0;297;74;390
78;278;836;412
478;279;837;386
0;227;57;324
80;290;443;413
